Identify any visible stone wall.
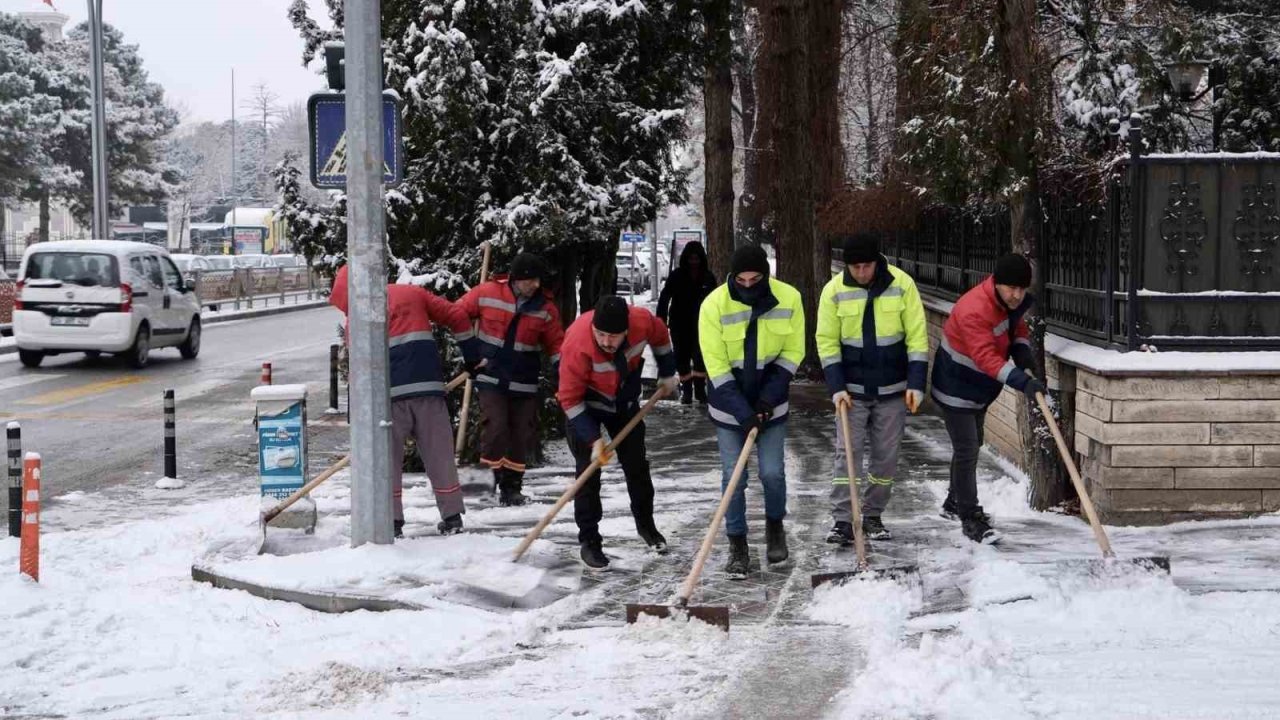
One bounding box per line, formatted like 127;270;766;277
920;296;1280;524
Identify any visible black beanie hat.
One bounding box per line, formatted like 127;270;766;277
730;245;770;277
509;252;547;282
842;234;880;265
592;296;630;334
993;254;1033;288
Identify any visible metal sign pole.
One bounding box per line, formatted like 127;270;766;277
345;0;393;546
86;0;110;239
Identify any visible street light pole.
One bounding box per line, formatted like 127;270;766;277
345;0;393;546
86;0;110;239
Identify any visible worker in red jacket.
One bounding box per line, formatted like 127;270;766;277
458;252;565;506
330;264;480;538
930;254;1043;544
557;296;679;570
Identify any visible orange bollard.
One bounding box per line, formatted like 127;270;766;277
19;452;39;582
261;362;273;385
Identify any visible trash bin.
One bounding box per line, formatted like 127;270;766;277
251;384;315;532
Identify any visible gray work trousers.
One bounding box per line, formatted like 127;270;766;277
830;396;907;521
391;395;466;522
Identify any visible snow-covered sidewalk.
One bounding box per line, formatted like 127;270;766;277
6;394;1280;718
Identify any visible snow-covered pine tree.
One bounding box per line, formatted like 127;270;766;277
27;22;179;228
286;0;703;319
0;14;63;225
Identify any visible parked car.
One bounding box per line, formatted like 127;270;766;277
232;254;274;269
204;255;235;271
269;254;307;268
12;240;202;368
615;255;650;294
169;254;214;274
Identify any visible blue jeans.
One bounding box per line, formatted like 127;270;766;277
716;423;788;537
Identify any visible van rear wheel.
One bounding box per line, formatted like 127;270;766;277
126;323;151;369
18;349;43;368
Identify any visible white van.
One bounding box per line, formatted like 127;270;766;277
12;240;202;368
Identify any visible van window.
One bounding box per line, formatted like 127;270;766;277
25;252;120;287
142;255;165;288
160;257;182;289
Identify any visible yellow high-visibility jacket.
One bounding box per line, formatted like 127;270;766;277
816;260;928;400
698;277;806;429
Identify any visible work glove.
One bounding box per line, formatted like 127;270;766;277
740;413;761;434
592;439;614;466
831;390;852;409
464;358;486;378
1021;377;1046;401
905;389;924;414
658;375;680;396
755;400;774;418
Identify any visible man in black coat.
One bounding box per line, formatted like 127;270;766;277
656;241;718;404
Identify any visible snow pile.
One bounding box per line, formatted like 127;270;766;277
829;554;1280;719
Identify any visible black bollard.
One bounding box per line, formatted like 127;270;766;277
6;422;19;538
164;390;177;480
329;344;340;412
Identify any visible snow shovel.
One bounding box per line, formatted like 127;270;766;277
511;386;671;562
455;241;493;456
811;400;919;588
1034;392;1170;573
624;426;759;632
258;453;350;552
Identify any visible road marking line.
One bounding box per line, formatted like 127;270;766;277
16;375;147;406
0;374;67;393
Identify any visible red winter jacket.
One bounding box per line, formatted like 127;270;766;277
330;265;477;400
458;277;564;396
930;275;1036;411
557;306;676;442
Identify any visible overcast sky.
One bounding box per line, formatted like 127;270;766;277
0;0;334;123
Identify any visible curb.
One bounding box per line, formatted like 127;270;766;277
0;301;330;357
192;564;423;614
202;300;330;326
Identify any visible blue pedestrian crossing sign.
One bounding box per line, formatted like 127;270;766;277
620;232;645;245
307;92;404;189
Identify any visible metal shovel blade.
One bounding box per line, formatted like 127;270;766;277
1080;555;1171;574
625;602;731;632
810;563;919;589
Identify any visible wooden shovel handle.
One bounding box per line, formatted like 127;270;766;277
263;454;350;525
445;372;468;393
511;387;671;562
455;242;494;455
1035;392;1114;558
837;401;869;569
676;426;759;604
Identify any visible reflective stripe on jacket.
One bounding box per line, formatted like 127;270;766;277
930;275;1035;412
698;277;806;430
816;258;929;400
557;306;676;442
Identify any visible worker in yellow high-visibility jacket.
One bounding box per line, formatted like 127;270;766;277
816;234;929;545
698;245;806;580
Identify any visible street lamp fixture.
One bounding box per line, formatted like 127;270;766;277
1164;59;1211;102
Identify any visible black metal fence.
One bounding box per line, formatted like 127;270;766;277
881;151;1280;351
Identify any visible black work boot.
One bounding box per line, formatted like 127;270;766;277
765;518;789;564
863;515;892;541
393;520;405;538
940;495;959;521
680;381;693;405
826;520;853;546
499;469;528;507
580;540;610;571
693;378;708;405
724;535;750;579
636;520;668;554
491;468;505;495
961;509;1000;544
437;514;464;536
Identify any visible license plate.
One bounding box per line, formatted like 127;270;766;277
51;316;90;327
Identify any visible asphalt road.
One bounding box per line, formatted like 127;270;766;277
0;306;350;529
